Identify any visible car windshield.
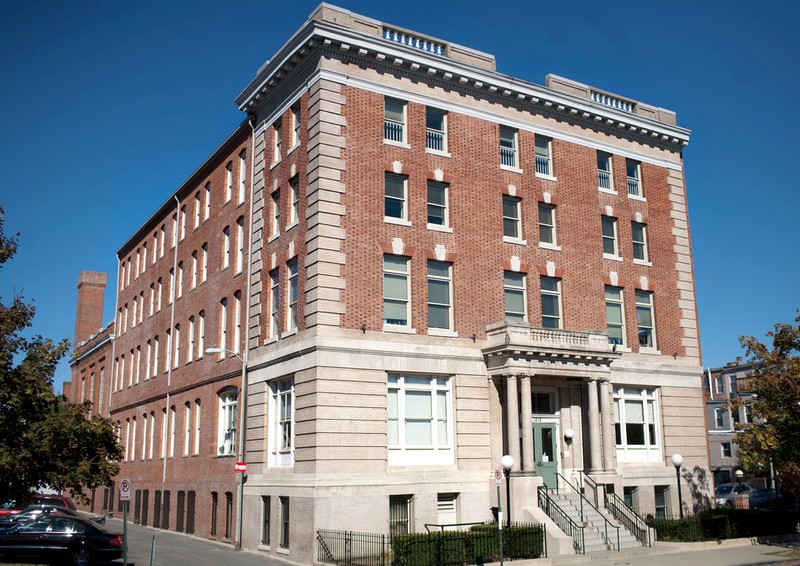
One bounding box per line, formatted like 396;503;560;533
716;485;733;495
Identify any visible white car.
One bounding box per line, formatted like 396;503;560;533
715;482;754;507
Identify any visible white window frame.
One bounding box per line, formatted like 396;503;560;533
236;217;245;274
602;215;620;259
287;259;298;332
194;192;201;229
201;243;208;282
198;311;205;359
384;97;407;145
291;106;301;148
223;226;231;269
425;107;447;154
384;173;409;224
183;402;191;456
714;407;724;429
383;255;411;329
502;195;523;242
614;386;661;463
605;286;626;347
427;261;453;333
426;180;449;230
388;374;453;466
188;316;195;362
233;291;242;354
288;177;299;227
721;442;732;458
218;389;238;456
538;202;557;248
269;378;295;467
269;269;280;340
503;271;527;321
597;151;614;192
626;159;643;198
193;400;201;455
225;161;233;202
238;149;247;204
273;121;282;164
535;135;553;178
499;126;518;170
204;182;211;220
632;221;650;264
218;298;228;358
635;290;657;350
540;276;562;329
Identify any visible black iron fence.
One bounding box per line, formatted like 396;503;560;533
317;522;546;566
647;508;798;542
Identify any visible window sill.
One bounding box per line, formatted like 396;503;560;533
281;328;297;339
384;217;412;227
633;259;652;267
428;328;458;338
287;143;300;156
500;164;523;174
628;194;646;202
610;344;631;353
639;346;661;356
270;159;281;171
383;324;416;334
538;242;561;251
598;187;617;196
285;221;299;232
603;253;623;262
503;236;527;245
264;336;278;345
384;139;411;149
425;148;451;158
535;172;557;182
427;223;453;233
268;233;280;243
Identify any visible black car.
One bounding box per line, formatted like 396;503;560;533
0;513;123;565
0;505;106;527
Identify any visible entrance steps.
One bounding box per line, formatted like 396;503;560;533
547;492;643;552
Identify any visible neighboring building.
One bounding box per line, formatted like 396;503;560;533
66;4;710;562
704;359;758;486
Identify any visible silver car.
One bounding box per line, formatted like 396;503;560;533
715;482;755;507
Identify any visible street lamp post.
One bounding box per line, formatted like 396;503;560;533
207;347;247;550
671;453;684;519
501;455;514;529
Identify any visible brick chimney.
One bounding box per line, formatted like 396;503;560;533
74;271;107;345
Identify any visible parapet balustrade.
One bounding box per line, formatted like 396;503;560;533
382;27;446;55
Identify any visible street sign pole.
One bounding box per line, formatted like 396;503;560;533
120;479;131;566
495;469;504;566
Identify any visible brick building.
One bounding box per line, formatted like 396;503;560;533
66;4;710;561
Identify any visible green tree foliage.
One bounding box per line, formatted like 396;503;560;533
735;310;800;493
0;207;122;504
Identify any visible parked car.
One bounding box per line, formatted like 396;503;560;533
715;482;755;507
0;505;106;527
34;493;78;511
0;512;123;566
0;501;21;519
748;488;781;509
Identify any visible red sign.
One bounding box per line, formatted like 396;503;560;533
235;462;247;473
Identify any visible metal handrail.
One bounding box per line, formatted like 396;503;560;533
538;486;585;554
605;492;652;547
555;472;620;551
580;471;600;508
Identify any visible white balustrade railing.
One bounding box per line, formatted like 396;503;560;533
536;156;551;176
627;176;641;197
383;28;445;55
384;120;404;143
591;91;634;113
426;129;445;152
500;147;516;167
598;170;612;190
530;328;589;348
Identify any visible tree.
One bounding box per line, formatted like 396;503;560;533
0;206;122;504
734;310;800;494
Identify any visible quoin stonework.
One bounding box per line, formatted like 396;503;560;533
66;4;710;562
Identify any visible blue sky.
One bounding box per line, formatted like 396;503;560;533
1;0;797;392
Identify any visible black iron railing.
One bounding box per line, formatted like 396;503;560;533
606;492;651;547
538;485;585;554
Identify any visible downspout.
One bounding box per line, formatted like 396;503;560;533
234;113;257;550
162;196;180;489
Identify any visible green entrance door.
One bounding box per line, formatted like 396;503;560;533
533;423;558;488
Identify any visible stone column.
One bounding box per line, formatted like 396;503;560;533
587;378;602;473
519;375;534;472
505;375;521;470
599;379;616;472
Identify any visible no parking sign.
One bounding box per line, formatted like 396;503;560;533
120;478;131;501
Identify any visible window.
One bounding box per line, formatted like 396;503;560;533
193;400;201;455
236;217;244;274
287;259;298;331
201;243;208;282
279;496;289;549
714;374;724;394
222;226;231;269
288;176;299;226
219;299;228;356
141;414;148;459
153;336;159;378
503;271;526;321
614;387;660;459
261;496;271;546
270;378;294;466
291;106;301;147
194;192;201;228
204;183;211;220
169;406;176;458
225;492;233;540
605;286;626;346
273;121;282;163
654;486;668;519
183;403;191;456
269;269;280;339
623;486;637;512
388;375;452;465
597;151;613;191
499;126;517;168
160;225;166;257
146;340;152;379
427;261;452;331
191;251;198;289
142;244;147;273
437;494;457;526
626;159;642;197
238;149;247;204
502;195;521;239
385;173;408;221
173;324;180;368
180;206;187;240
721;442;732;458
383;255;410;327
635;290;656;349
198;311;205;360
225;161;233;202
177;262;183;299
540;276;562;329
152;233;158;264
427;181;448;228
148;411;155;459
188;316;195;362
271;191;280;238
233;291;242;354
425;108;447;152
714;407;724;428
538;203;556;246
390;495;413;535
535;135;552;176
172;214;178;248
384;97;406;143
218;389;237;456
632;222;649;262
602;216;619;257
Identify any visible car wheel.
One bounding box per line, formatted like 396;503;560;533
70;547;93;566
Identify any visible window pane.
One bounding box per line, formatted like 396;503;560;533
505;292;524;315
385;99;404;122
626;423;645;445
428;305;449;329
406;421;432;445
541;295;559;317
385;274;408;300
406;391;432;418
384;301;407;324
626;400;644;422
426;109;444;130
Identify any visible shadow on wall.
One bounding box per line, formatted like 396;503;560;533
684;465;713;513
